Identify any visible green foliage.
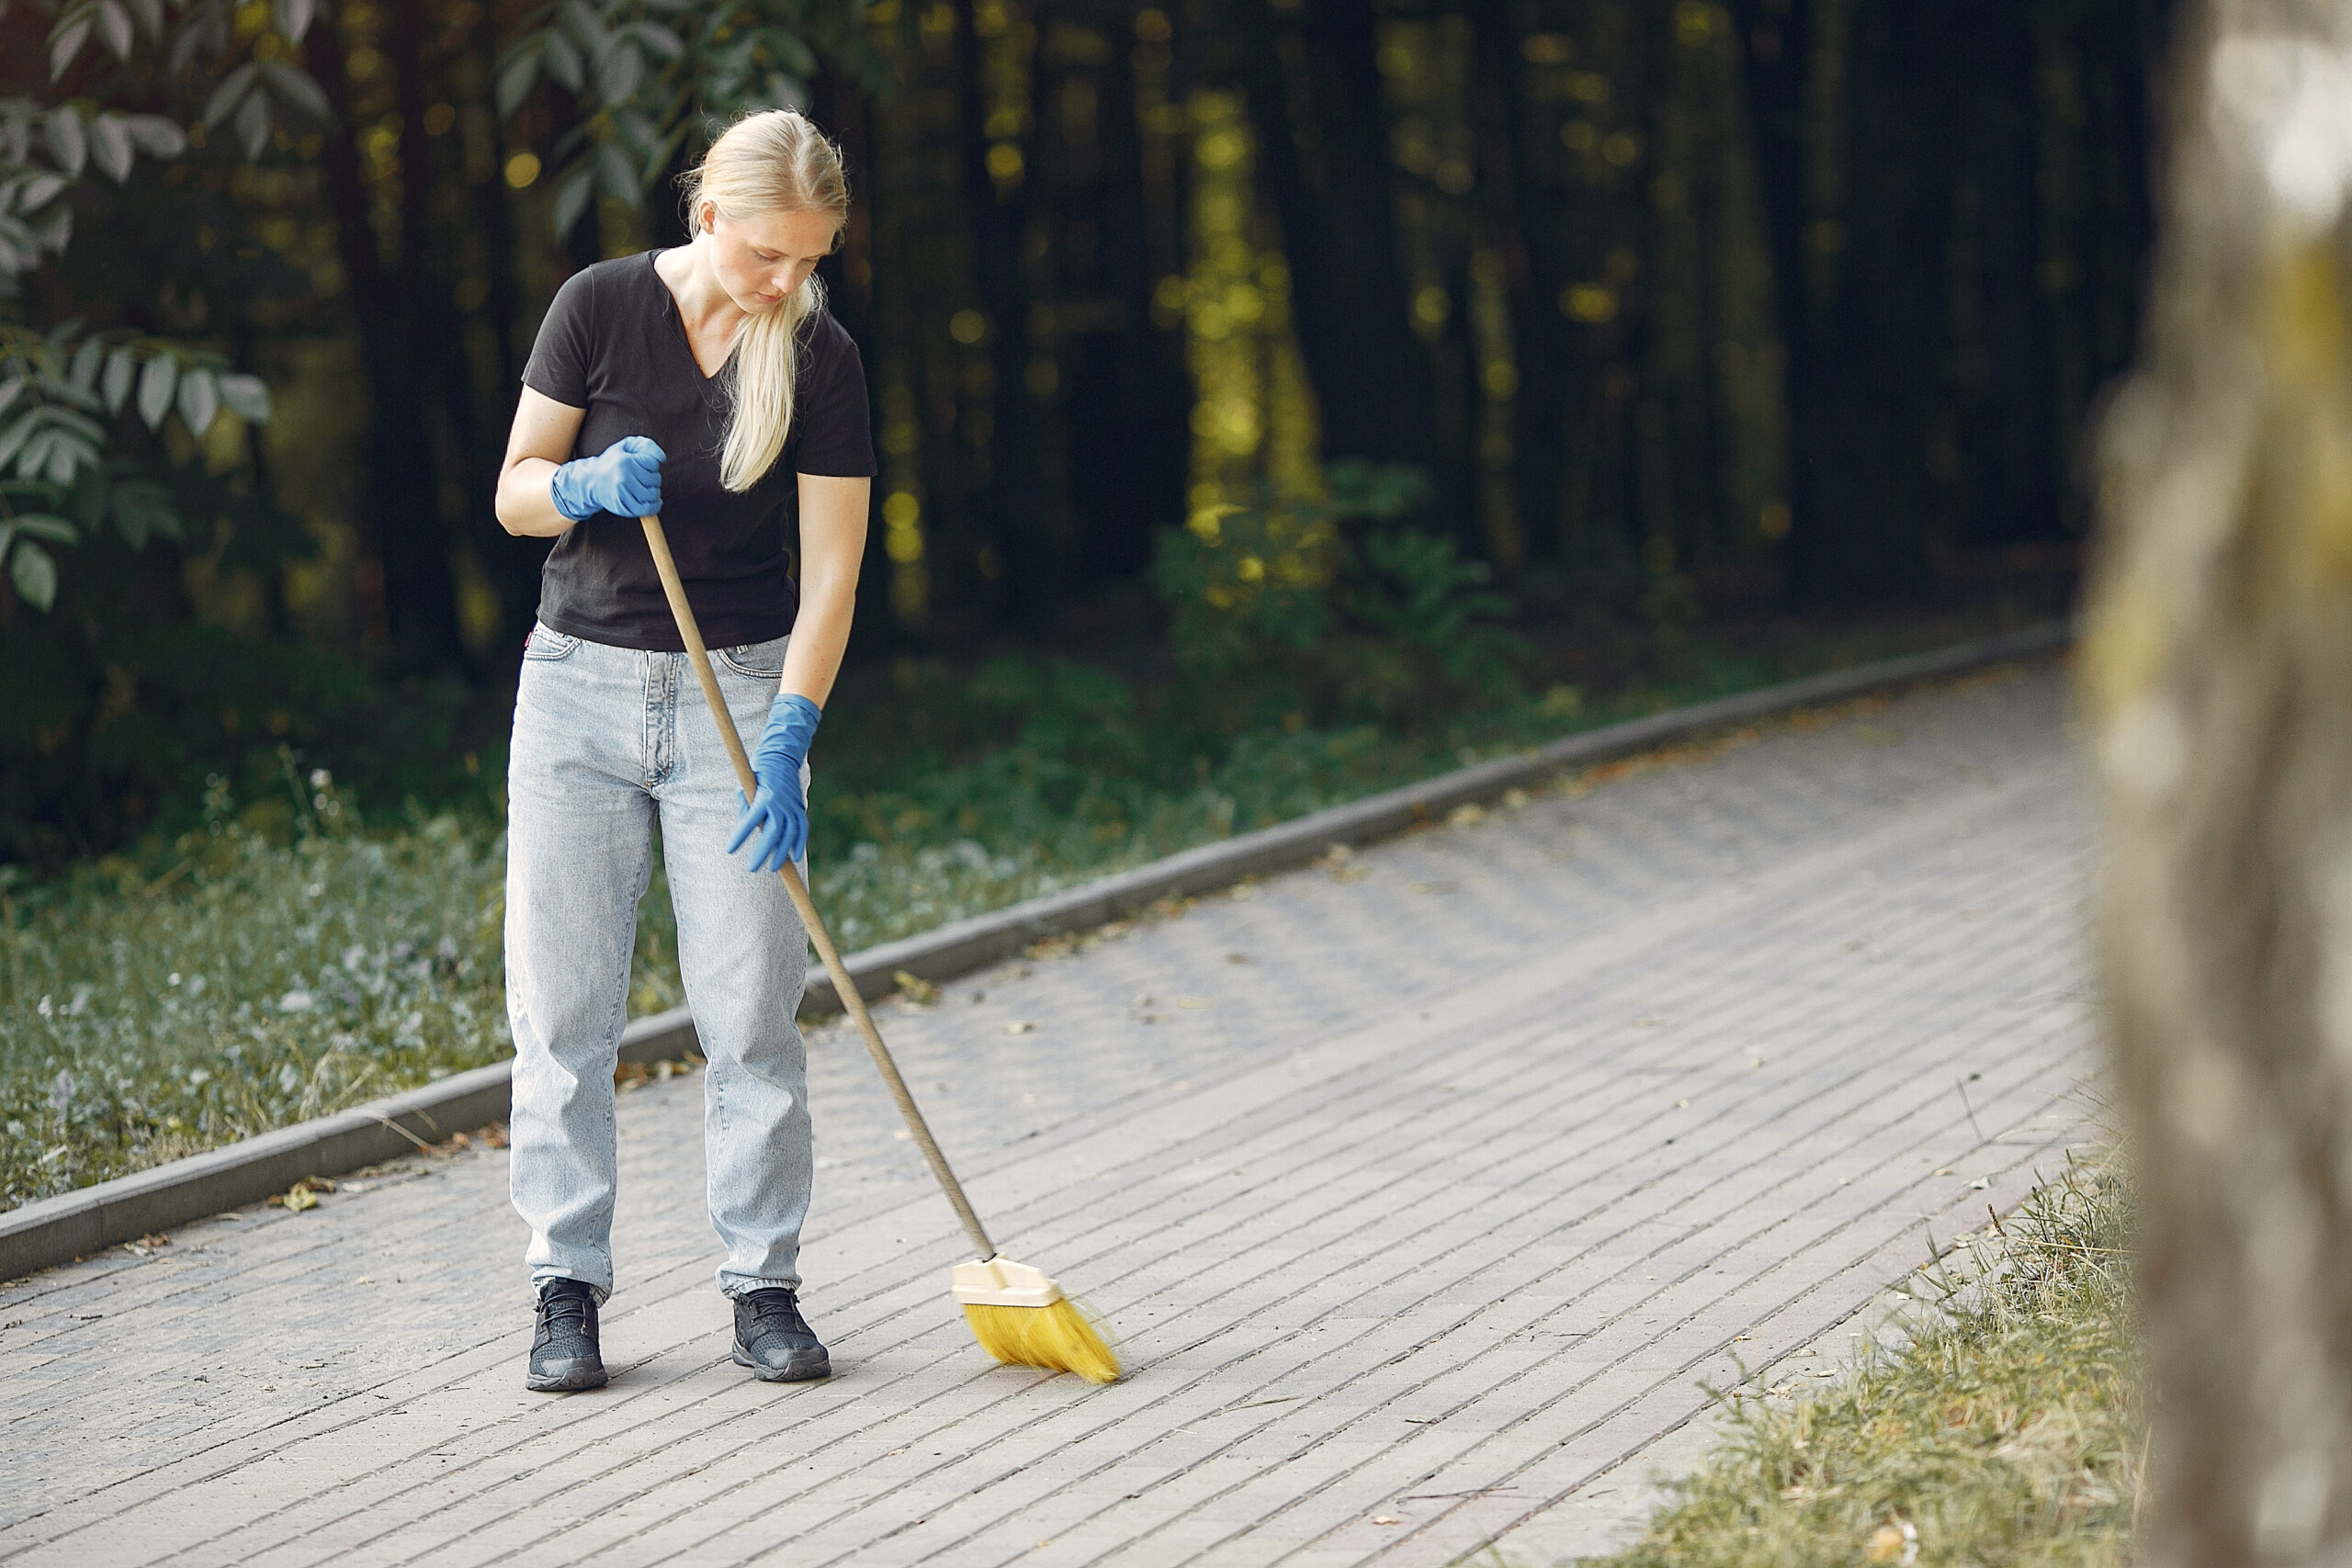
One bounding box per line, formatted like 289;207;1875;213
1154;461;1528;728
1;0;300;606
497;0;882;241
0;769;511;1209
1153;494;1337;677
1328;527;1527;711
0;319;272;607
6;2;320;293
1582;1159;2140;1568
0;612;374;863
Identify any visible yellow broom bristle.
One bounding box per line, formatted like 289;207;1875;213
963;1298;1122;1383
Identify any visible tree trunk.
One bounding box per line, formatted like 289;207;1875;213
1234;0;1436;473
462;0;548;666
307;7;464;675
1047;12;1189;588
1781;0;1939;603
953;0;1050;627
2088;2;2352;1563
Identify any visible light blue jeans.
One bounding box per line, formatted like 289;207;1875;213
505;622;812;1301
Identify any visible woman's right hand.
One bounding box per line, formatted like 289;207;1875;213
549;435;665;522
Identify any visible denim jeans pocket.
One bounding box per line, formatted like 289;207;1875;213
716;635;790;683
523;623;580;662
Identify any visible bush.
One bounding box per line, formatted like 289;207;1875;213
0;613;376;864
1152;460;1527;731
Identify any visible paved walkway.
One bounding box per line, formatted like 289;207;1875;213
0;660;2095;1568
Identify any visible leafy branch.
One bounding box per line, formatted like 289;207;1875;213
0;320;268;608
0;0;311;606
496;0;882;240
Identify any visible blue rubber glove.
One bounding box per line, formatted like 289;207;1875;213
549;435;664;522
727;694;821;873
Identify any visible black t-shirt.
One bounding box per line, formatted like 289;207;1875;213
521;250;876;650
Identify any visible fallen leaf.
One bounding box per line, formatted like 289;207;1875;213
1865;1519;1919;1564
1447;804;1486;828
1373;1516;1401;1526
282;1183;318;1213
1502;788;1531;809
893;970;942;1007
1005;1021;1038;1035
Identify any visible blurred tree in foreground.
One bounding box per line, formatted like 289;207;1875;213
2089;0;2352;1562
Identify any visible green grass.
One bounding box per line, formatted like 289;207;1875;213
1564;1157;2139;1568
1;598;2062;1212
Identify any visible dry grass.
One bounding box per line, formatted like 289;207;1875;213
1575;1156;2140;1568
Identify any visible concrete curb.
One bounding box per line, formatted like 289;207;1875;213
0;619;2069;1280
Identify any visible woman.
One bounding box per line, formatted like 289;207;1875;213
492;110;872;1393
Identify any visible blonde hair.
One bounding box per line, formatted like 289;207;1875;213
683;109;850;492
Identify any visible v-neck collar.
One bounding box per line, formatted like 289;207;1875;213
650;250;739;386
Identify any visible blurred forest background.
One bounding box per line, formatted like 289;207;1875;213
0;0;2165;867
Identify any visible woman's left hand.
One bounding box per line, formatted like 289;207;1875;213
728;694;822;873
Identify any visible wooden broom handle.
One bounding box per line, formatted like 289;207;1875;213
639;514;998;1262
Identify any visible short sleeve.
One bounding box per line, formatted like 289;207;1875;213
522;266;597;408
791;314;877;478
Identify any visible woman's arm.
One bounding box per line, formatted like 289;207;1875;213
495;388;589;538
779;473;870;706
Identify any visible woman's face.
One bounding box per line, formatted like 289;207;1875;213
700;202;838;313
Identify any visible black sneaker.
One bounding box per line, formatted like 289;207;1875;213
732;1287;830;1382
527;1279;607;1393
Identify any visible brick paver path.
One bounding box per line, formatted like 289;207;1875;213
1;660;2094;1568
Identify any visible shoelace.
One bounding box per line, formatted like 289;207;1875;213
744;1292;807;1338
539;1290;594;1336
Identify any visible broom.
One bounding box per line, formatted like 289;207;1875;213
639;513;1120;1384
